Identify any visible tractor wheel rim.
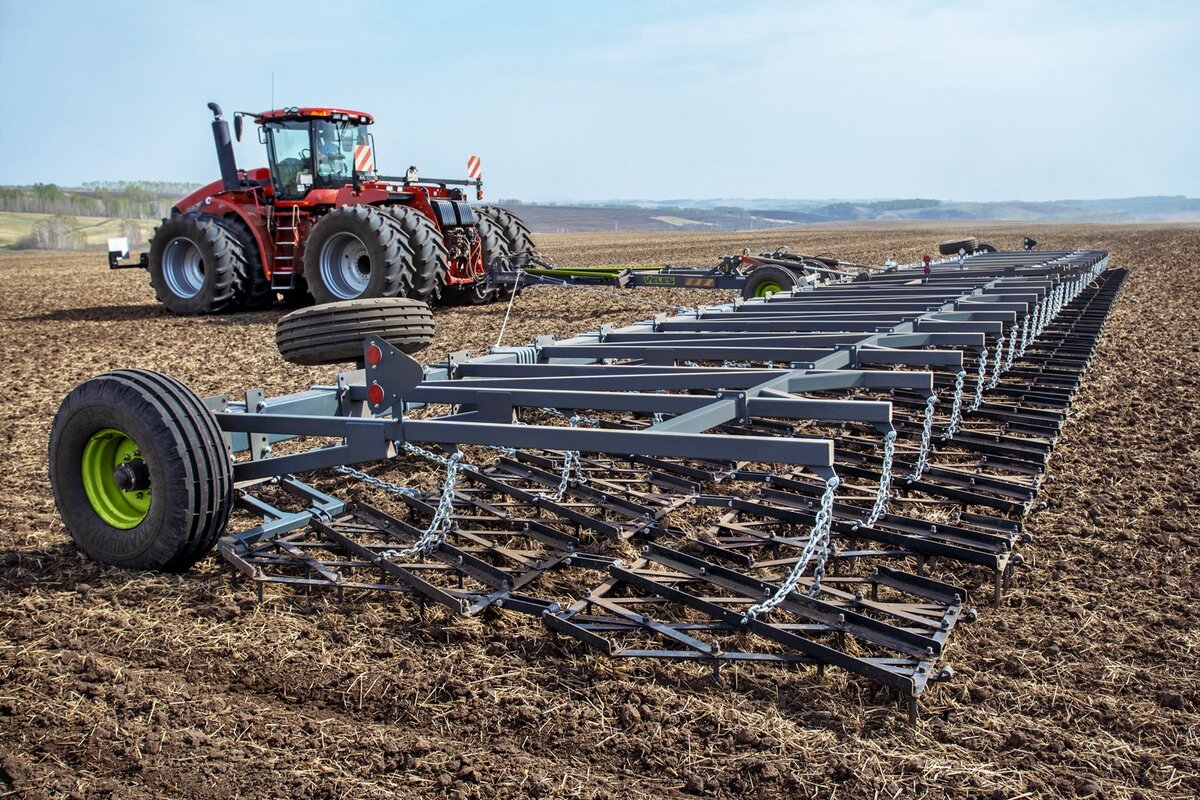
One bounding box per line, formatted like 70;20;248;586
320;232;371;299
162;237;205;299
754;280;783;298
81;428;151;529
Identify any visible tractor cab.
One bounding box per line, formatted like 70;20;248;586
251;108;375;200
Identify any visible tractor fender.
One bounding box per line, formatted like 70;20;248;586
334;185;390;207
177;196;272;278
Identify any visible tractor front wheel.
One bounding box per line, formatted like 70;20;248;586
304;206;412;305
147;213;242;314
49;369;233;572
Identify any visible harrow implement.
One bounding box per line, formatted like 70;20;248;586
49;247;1124;720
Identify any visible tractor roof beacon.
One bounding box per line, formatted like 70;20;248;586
109;101;536;314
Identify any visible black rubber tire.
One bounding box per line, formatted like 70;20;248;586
385;205;450;304
216;215;274;310
147;213;240;314
741;265;798;300
491;206;536;261
49;369;233;572
276;298;435;366
975;242;997;253
302;205;412;305
938;237;979;256
469;206;513;304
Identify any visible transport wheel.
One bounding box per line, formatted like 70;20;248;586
216;215;274;310
742;266;797;300
49;369;233;571
938;237;979;256
148;213;241;314
303;206;412;304
975;242;997;253
276;297;435;366
385;205;450;304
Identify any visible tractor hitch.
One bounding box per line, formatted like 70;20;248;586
107;237;148;270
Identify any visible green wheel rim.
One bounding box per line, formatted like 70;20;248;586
754;280;784;298
81;428;151;529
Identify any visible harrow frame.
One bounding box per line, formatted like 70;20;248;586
199;247;1119;721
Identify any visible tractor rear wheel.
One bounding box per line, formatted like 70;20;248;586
938;237;979;256
385;206;450;304
217;215;274;310
147;213;241;314
303;206;412;304
742;266;797;300
469;206;523;304
49;369;233;571
276;298;435;366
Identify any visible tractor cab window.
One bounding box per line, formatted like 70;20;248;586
265;121;313;200
312;120;371;187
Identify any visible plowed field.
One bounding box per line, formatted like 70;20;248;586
1;223;1197;799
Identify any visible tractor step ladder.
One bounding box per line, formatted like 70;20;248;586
270;206;301;290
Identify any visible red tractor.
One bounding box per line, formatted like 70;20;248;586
111;102;535;313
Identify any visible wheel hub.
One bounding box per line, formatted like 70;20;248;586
319;232;372;299
81;428;151;529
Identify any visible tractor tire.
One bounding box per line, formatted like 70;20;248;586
276;298;435;366
302;205;412;305
385;205;450;304
490;206;537;262
742;265;798;300
938;237;979;256
147;213;241;314
49;369;233;572
216;215;274;311
975;242;997;253
469;207;513;304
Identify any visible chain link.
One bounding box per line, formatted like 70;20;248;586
333;464;420;497
940;369;966;440
1018;313;1031;357
986;333;1005;390
338;449;464;558
863;430;896;528
743;474;840;619
1003;323;1018;373
907;394;936;481
967;346;988;412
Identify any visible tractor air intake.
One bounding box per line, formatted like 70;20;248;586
207;102;241;192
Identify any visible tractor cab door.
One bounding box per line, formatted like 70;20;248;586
264;121;314;200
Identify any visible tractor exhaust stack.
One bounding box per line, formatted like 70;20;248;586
206;102;240;192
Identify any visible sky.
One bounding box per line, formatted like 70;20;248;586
0;0;1197;202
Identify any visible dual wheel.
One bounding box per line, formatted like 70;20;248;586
50;299;437;571
147;205;535;313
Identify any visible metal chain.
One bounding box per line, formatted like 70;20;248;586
743;474;840;620
940;369;966;440
987;333;1005;390
863;430;896;528
967;346;988;412
333;464;420;497
540;406;601;427
1018;313;1031;357
542;414;587;502
1003;323;1018;373
339;450;464;558
907;394;936;481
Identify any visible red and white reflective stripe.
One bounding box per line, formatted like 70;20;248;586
354;145;374;172
466;155;481;179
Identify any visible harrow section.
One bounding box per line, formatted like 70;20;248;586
57;246;1126;719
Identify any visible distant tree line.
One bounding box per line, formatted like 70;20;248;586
0;182;197;220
